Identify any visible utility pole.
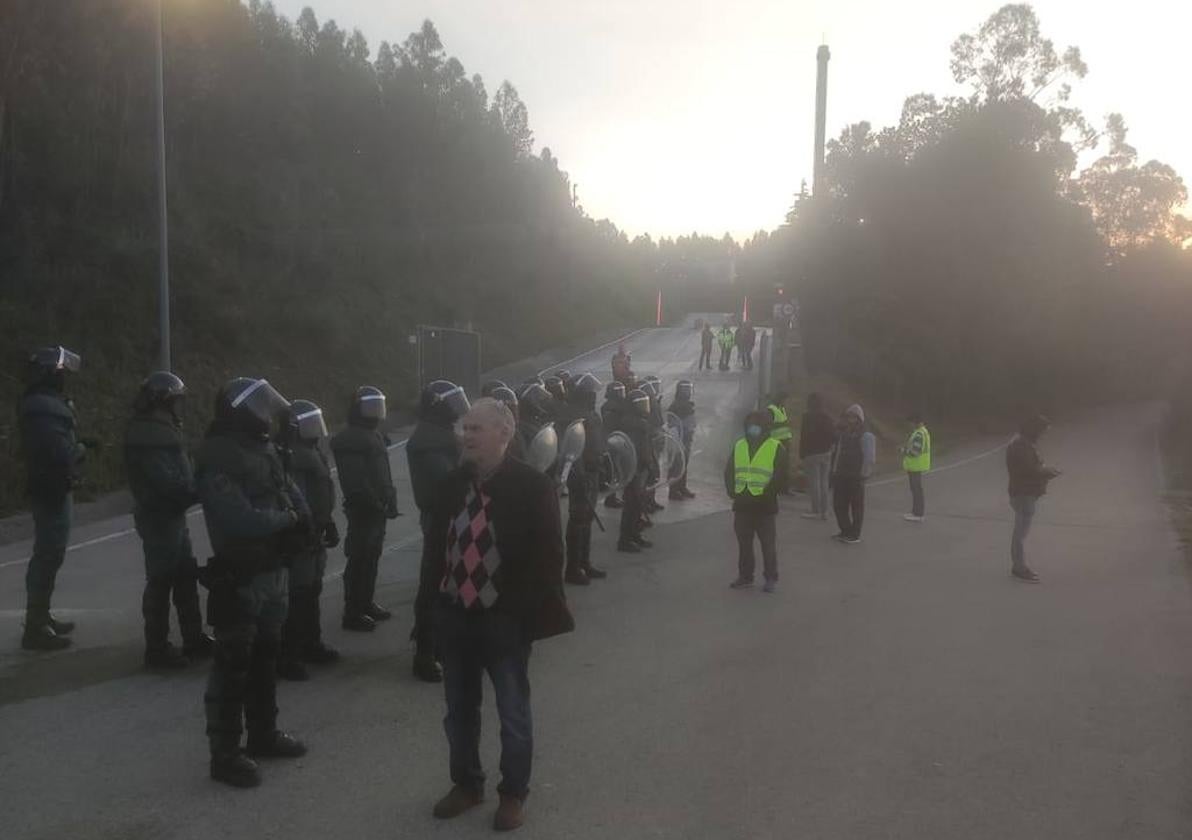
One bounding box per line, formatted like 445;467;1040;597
812;44;830;198
154;0;171;371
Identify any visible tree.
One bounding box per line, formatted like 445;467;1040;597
493;81;533;157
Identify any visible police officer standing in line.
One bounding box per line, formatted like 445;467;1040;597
276;400;340;681
408;380;470;683
617;389;654;553
640;378;666;516
489;386;525;461
601;381;627;509
17;346;89;651
667;380;697;501
331;386;400;632
124;371;213;668
563;372;608;586
515;382;556;457
195;377;309;788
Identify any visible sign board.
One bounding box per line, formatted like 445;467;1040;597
782;303;795;317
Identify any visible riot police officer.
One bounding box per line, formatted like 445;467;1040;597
17;346;87;651
276;400;340;681
480;380;508;398
601;381;627;509
668;380;697;501
618;389;654;553
408;379;470;682
331;386;399;632
515;382;560;474
196;377;309;788
543;374;567;406
490;385;525;461
640;378;666;515
124;371;212;668
563;372;608;585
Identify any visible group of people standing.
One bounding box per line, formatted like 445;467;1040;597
699;319;756;372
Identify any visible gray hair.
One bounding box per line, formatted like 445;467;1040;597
466;397;516;440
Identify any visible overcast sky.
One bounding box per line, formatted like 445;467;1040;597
270;0;1188;240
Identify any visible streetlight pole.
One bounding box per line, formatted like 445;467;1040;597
154;0;171;371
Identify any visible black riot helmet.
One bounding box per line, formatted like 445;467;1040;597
627;389;651;418
215;377;290;438
639;379;659;401
285;399;329;444
522;374;545;390
543;375;566;402
568;371;602;411
519;383;554;425
674;380;694;402
604;381;626;402
489;386;519;420
419;380;469;426
349;385;387;427
480;380;508;398
555;370;573;391
134;371;187;418
26;345;81;390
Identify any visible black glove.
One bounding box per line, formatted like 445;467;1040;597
384;487;400;520
322;520;340;548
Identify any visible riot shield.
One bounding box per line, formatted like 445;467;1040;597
557;419;587;485
602;431;638;494
523;423;559;474
647;431;687;490
664;410;684;440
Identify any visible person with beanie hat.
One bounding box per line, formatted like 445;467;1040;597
829;404;876;544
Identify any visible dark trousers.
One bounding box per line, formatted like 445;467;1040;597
908;471;925;517
619;473;645;544
282;545;327;660
718;345;732;370
25;494;72;612
832;476;865;538
413;512;438;657
698;347;713;370
343;510;386;615
733;509;777;582
566;473;595;573
437;606;533;799
742;347;754;370
136;511;204;651
204;569;288;754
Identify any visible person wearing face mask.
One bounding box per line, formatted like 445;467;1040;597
724;410;790;593
829;404;877;544
124;371;212;669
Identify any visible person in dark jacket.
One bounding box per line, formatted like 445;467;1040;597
17;346;88;651
1006;415;1061;583
276;400;340;681
196;377;309;788
423;398;572;833
698;324;714;371
617;389;654;553
124;371;212;669
829;404;876;544
725;410;790;592
330;386;399;633
407;379;470;682
562;372;607;586
667;380;697;501
601;381;628;508
798;392;836;520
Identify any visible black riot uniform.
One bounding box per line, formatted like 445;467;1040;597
330;386;399;632
601;381;627;509
640;378;666;515
196;377;309;788
408;380;469;683
276;400;340;681
617;390;653;553
563;373;607;585
668;380;698;500
17;346;86;651
515;382;557;470
124;371;212;668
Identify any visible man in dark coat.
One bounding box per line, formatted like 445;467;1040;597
1006;414;1061;583
422;398;572;833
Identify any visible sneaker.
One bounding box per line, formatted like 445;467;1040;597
365;603;392;621
433;785;484;820
245;730;307;759
20;624;71;651
903;514;925;522
729;578;754;589
616;541;642;553
47;615;75;635
564;569;591;586
800;512;821;519
633;536;654;549
841;536;862;544
831;533;847;542
603;495;624;509
584;565;608;580
762;581;777;594
342;613;377;632
1011;568;1041;584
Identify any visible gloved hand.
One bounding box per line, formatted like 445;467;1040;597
384;487;401;520
322;520;340;548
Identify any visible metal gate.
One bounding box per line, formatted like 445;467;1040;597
416;325;481;395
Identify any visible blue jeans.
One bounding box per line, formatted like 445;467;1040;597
437;605;533;798
26;494;72;607
1009;496;1037;571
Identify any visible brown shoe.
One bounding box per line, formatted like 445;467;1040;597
433;785;484;820
493;794;525;832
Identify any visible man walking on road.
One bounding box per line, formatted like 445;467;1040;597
900;412;931;522
423;399;573;832
726;410;789;593
698;323;714;371
798;393;835;520
830;404;876;544
1006;414;1061;583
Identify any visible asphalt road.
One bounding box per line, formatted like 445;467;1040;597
2;348;1189;837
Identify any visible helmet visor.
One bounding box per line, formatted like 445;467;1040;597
294;406;329;440
232;379;290;428
358;392;387;421
437;385;470;420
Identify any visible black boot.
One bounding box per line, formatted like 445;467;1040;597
21;605;70;651
413;650;444;683
209;738;261;788
342;611;376;632
183;633;216;660
246;729;307;759
604;494;623;509
565;567;590;585
365;602;392;622
47;614;75;635
145;643;190;670
276;657;310;681
303;590;339;664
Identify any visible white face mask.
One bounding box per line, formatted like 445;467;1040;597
746;425;763;439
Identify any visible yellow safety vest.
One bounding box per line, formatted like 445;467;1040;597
902;425;931;473
768;404;792;441
734;437;780;495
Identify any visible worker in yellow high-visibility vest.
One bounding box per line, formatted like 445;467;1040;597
766;393;796;495
900;411;931;522
724;410;790;593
